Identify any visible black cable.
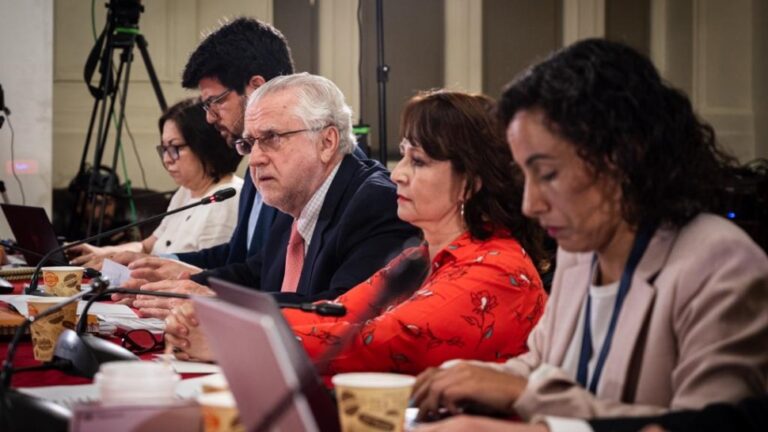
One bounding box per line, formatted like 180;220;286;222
357;0;365;124
122;115;148;189
5;117;25;205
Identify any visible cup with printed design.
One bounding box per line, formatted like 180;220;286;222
41;266;85;296
198;391;244;432
332;372;416;432
28;297;77;362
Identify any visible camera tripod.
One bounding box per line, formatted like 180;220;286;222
69;0;167;242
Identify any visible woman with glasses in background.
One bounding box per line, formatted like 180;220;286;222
70;98;244;265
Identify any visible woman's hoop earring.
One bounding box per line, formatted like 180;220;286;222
460;202;465;218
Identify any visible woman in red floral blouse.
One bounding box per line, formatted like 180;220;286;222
283;90;548;375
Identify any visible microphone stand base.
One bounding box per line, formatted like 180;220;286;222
54;330;139;378
2;388;71;432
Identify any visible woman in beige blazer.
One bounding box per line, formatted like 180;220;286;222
411;38;768;432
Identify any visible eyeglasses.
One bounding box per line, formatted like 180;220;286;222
234;125;331;156
156;143;188;161
201;89;233;113
121;329;165;354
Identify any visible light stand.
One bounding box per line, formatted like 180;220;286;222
69;0;167;242
375;0;390;164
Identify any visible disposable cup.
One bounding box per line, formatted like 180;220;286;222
332;372;416;432
198;391;244;432
41;266;84;296
199;373;230;393
95;361;180;406
28;297;77;362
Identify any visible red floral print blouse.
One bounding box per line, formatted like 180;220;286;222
283;230;547;375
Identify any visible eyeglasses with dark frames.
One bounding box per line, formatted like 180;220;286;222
121;329;165;355
234;125;332;156
156;143;188;161
201;89;233;113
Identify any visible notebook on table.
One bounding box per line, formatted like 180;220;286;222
193;278;340;432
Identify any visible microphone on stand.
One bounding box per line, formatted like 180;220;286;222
0;278;113;430
25;187;237;295
253;248;429;432
277;301;346;317
49;278;192;378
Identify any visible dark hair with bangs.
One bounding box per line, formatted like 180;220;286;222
499;38;737;228
159;98;242;182
400;90;545;269
182;17;295;93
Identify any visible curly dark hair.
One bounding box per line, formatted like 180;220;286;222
498;38;737;228
182;17;295;93
159;98;242;182
401;90;546;269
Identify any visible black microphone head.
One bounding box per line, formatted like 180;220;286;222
83;267;101;279
378;249;429;305
90;276;111;294
206;187;237;204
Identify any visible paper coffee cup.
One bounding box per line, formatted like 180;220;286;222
28;297;77;362
41;266;84;296
198;391;244;432
199;373;230;394
332;372;416;432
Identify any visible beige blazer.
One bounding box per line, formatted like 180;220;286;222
487;214;768;420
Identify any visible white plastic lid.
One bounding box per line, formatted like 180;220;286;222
331;372;416;389
197;391;238;408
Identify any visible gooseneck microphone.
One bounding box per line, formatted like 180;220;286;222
0;278;114;429
278;301;346;317
25;187;237;295
254;248;429;432
313;248;428;373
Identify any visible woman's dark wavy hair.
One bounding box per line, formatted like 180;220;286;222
182;17;295;93
159;98;242;182
401;90;546;270
499;38;736;228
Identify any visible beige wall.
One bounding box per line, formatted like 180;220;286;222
52;0;272;193
1;0;765;217
0;0;53;239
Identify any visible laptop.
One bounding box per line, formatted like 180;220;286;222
1;204;68;266
193;278;340;432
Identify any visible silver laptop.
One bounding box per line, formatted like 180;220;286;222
193;278;340;432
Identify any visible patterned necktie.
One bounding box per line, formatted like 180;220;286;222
281;220;304;293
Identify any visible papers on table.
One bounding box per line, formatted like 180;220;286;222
19;384;100;409
0;295;138;319
18;372;225;406
153;354;222;374
0;295;165;333
100;259;133;288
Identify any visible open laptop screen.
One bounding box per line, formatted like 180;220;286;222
195;278;340;432
1;204;68;266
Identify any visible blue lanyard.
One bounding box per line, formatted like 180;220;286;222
576;222;658;394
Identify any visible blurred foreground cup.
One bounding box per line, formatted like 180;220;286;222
332;372;416;432
28;297;77;362
95;361;180;406
198;391;244;432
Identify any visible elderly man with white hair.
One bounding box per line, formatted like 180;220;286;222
130;73;417;319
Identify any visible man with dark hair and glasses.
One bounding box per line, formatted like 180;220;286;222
130;74;418;329
112;17;293;283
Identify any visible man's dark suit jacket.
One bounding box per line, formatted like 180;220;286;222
176;169;277;268
589;395;768;432
191;153;419;303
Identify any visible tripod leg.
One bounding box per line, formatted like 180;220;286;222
85;31;121;239
96;47;136;238
136;35;167;112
